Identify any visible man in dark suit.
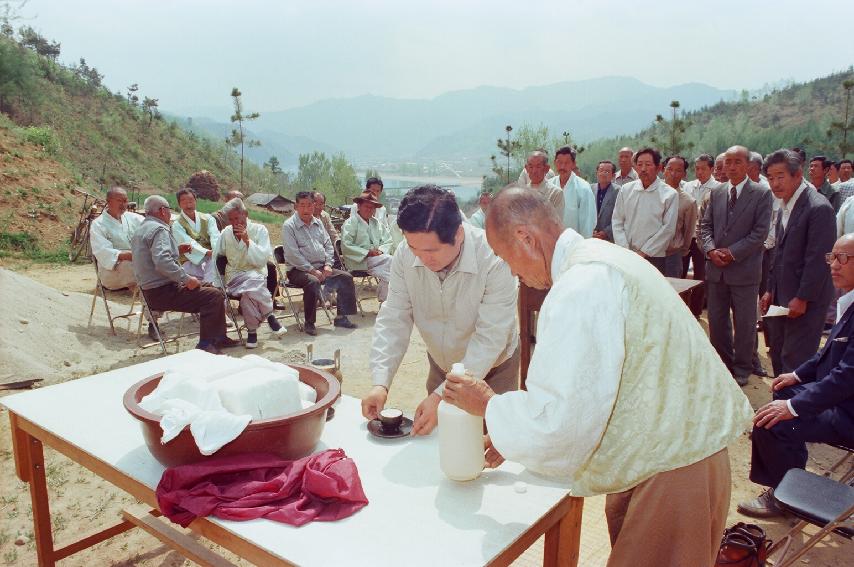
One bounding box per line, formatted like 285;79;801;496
700;145;772;385
592;160;620;242
762;149;836;377
739;233;854;517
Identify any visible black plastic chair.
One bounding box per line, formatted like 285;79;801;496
767;467;853;566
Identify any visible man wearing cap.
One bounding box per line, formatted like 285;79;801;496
341;191;393;302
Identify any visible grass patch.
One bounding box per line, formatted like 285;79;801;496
0;231;69;264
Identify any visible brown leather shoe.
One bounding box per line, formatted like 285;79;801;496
215;336;241;349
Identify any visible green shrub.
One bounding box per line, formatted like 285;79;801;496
21;126;60;156
0;231;38;252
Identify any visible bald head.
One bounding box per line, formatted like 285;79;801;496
525;151;550;185
224;190;244;201
485;185;563;290
104;186;128;219
723;146;749;184
488;185;562;239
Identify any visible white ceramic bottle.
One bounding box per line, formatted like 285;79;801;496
438;363;485;481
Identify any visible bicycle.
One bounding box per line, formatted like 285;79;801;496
68;188;104;262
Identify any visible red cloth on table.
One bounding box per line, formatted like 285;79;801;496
155;448;368;527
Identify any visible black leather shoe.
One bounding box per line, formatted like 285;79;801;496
334;317;357;329
195;342;223;355
304;323;317;336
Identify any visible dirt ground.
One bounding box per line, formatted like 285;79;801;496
0;263;849;566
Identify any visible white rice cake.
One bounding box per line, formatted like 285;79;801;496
214;368;302;421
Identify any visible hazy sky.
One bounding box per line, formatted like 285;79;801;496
16;0;854;118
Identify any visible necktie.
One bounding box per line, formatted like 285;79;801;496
729;186;738;210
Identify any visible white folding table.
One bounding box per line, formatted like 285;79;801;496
3;350;583;566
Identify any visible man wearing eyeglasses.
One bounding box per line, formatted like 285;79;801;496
760;149;836;377
739;234;854;517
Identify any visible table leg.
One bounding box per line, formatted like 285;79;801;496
16;419;57;567
543;496;583;567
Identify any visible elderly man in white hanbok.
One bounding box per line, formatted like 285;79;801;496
172;188;220;284
216;198;286;348
444;186;752;567
341;191;393;302
89;187;144;289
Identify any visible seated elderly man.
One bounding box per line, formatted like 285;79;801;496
216;198;286;349
341;191;393;303
172;188;220;283
90;186;143;289
283;191;358;336
211;190;245;231
131;195;238;355
738;233;854;517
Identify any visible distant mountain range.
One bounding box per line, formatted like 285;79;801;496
180;76;737;164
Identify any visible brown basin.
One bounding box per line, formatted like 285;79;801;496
123;363;340;467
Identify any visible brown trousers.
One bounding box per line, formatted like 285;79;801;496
142;282;226;342
605;449;731;567
426;346;521;395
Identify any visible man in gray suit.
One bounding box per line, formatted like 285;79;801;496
592;160;620;242
700;145;772;385
762;149;836;376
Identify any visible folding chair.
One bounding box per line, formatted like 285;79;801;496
767;467;854;566
214;255;248;342
336;240;378;317
135;288;198;355
271;246;333;331
88;258;143;335
825;442;854;483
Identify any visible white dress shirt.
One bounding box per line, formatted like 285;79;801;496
172;211;220;265
89;211;143;269
837;195;854;237
370;223;518;395
781;182;808;231
611;178;679;257
685;177;722;206
485;229;624;477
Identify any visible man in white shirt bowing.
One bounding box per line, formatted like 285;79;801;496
89;186;143;290
172;188;220;284
362;185;519;435
444;186;751;567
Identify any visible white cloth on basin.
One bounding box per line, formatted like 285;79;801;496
138;356;315;456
